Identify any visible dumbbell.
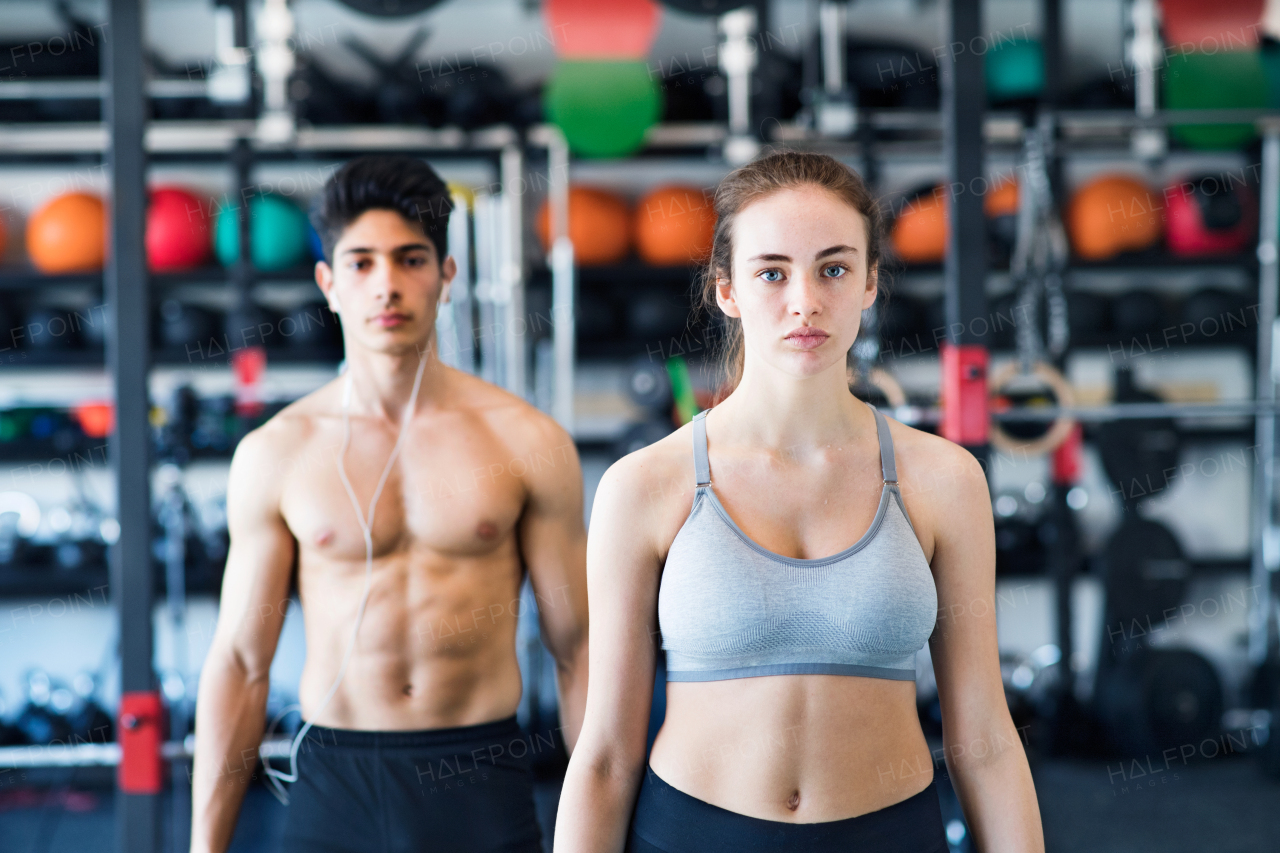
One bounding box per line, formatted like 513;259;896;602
52;537;106;572
22;306;82;351
1096;367;1181;507
0;296;18;350
67;672;113;744
625;357;673;413
626;291;690;341
12;670;74;745
1095;647;1222;759
877;294;926;348
994;516;1044;576
157;299;219;350
576;291;620;341
224;304;283;351
613;418;675;460
1067;290;1111;344
444;63;519;130
1180;287;1252;343
1110;290;1168;338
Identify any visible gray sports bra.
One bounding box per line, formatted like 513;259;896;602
657;405;937;682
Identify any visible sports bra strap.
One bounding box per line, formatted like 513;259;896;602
870;405;897;485
692;409;711;487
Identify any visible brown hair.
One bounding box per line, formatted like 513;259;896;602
697;150;886;397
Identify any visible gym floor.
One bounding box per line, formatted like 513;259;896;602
3;753;1277;853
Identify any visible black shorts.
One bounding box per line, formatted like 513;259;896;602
626;763;950;853
280;715;544;853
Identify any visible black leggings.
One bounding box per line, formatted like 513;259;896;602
626;764;950;853
279;715;544;853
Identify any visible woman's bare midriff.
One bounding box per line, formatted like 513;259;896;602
647;674;934;823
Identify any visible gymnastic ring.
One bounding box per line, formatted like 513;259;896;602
868;367;907;408
987;360;1076;456
849;366;908;408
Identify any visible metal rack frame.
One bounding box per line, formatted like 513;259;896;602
104;3;153;848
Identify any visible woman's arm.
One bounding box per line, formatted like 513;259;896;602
553;455;667;853
924;444;1044;853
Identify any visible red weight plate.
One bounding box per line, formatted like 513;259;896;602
545;0;662;59
1159;0;1263;51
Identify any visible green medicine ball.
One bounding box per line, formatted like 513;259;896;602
1165;50;1267;150
545;60;663;159
986;39;1043;104
214;194;311;271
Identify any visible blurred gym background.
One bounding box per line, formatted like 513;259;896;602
1;0;1279;851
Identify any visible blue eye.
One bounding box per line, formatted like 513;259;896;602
824;264;847;278
760;269;783;282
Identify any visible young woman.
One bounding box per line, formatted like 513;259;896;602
554;151;1043;853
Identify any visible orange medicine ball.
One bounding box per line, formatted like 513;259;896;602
1066;175;1163;261
891;181;1020;265
27;192;108;274
536;186;631;266
984;178;1019;218
891;187;947;264
633;185;716;266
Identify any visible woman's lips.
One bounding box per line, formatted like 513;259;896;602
785;327;829;349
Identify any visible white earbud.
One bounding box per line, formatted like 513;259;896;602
330;291;342;314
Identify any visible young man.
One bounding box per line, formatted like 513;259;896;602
191;155;589;853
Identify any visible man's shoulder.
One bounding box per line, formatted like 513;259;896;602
450;369;570;448
233;378;340;464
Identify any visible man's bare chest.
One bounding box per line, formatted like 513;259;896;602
278;424;529;562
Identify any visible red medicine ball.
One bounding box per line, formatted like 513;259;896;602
1165;174;1256;257
147;187;212;272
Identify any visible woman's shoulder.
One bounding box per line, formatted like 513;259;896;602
598;420;700;506
879;412;986;487
590;421;703;551
878;411;991;553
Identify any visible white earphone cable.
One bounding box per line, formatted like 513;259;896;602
262;350;429;804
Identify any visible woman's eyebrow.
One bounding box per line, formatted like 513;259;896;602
747;245;858;263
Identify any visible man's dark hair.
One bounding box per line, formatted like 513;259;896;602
312;155;454;265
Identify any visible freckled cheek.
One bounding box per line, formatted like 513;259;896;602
735;292;788;333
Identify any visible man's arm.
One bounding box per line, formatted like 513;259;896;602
191;427;297;853
516;416;589;754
